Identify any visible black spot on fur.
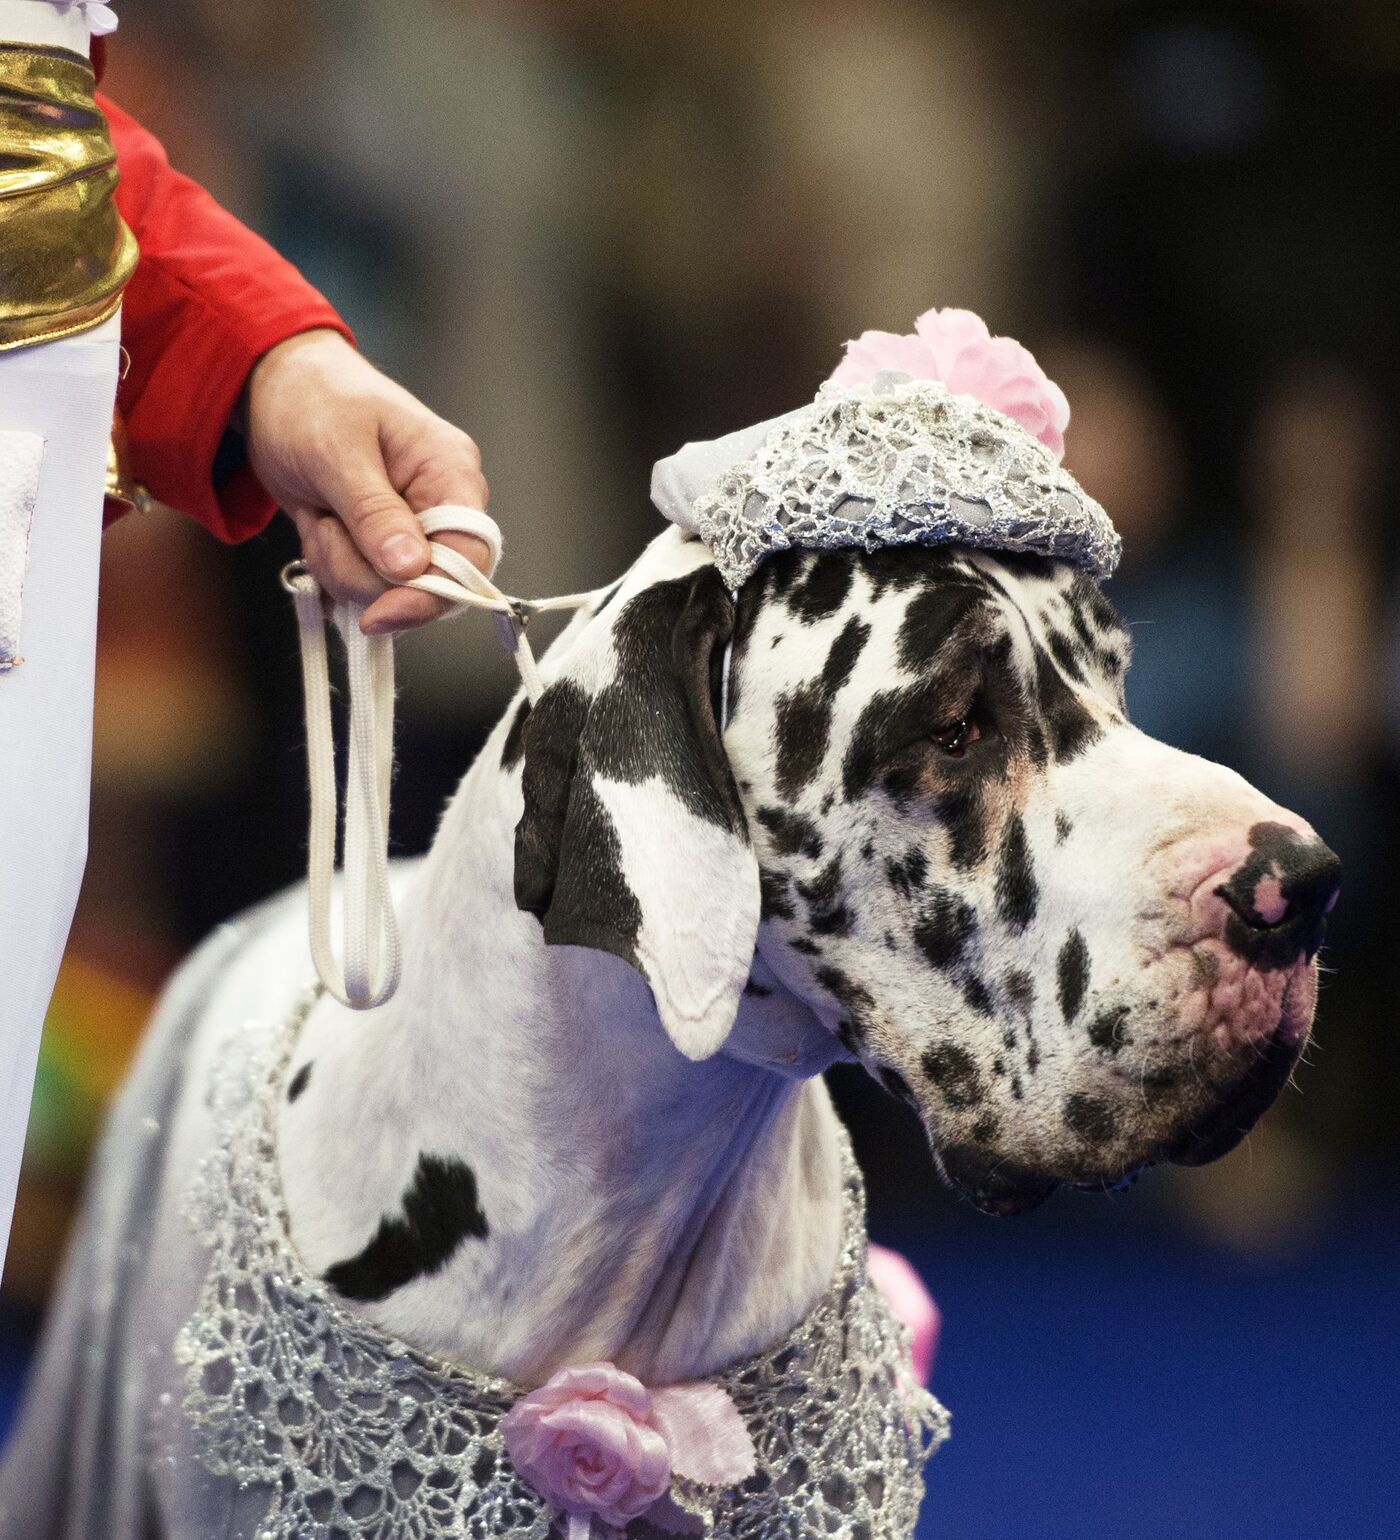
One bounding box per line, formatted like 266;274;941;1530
500;698;532;770
743;978;772;998
1087;1005;1131;1054
1054;811;1073;845
1057;929;1090;1021
513;567;742;968
571;571;743;827
1067;593;1099;654
526;775;644;967
914;888;978;970
514;680;591;918
862;546;933;599
962;974;994;1016
759;868;796;921
994;815;1038;932
816;966;876;1041
1085;585;1122;635
789;552;854;622
790;938;822;956
921;1042;984;1109
1064;1093;1117;1145
822;615;870;693
324;1155;489;1303
757;806;824;860
1031;640;1103;762
1047;628;1086;682
971;1113;1001;1143
809;904;851;938
797;857;851;936
774;683;832;801
287;1062;312;1103
1004;968;1035;1013
932;782;988;869
886;846;929;899
897;580;987;673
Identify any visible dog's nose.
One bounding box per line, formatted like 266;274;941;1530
1216;836;1341;962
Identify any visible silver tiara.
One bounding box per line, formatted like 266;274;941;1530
651;371;1121;590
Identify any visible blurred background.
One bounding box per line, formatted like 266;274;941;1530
2;1;1398;1535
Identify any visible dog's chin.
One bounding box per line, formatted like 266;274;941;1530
1163;1010;1307;1169
933;1145;1061;1217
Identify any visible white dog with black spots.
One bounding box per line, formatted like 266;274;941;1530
0;524;1338;1537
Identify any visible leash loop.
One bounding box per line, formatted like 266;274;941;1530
284;504;594;1009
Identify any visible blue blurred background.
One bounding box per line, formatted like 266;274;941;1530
3;2;1398;1535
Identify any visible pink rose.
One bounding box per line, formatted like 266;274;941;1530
502;1362;755;1537
868;1243;941;1386
830;306;1071;460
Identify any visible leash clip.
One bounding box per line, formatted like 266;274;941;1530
493;598;536;658
280;559;316;596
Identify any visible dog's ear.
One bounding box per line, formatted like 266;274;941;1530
515;549;759;1060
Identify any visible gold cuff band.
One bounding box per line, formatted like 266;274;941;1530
0;42;138;352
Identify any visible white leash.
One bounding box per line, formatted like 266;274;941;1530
282;504;594;1009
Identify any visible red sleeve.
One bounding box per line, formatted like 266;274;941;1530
100;94;355;542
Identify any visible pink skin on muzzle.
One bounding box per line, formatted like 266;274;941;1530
1142;810;1326;1050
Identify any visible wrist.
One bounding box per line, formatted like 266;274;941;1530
237;328;356;437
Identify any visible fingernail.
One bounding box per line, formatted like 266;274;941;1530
381;533;423;578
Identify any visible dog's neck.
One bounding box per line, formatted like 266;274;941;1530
278;711;846;1388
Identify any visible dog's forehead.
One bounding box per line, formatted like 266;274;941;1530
739;545;1124;688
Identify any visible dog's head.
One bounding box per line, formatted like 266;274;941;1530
514;527;1339;1212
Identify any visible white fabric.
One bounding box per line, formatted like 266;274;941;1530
0;0;94;51
0;433;45;670
649;413;796;535
286;504;594;1008
0;311;121;1272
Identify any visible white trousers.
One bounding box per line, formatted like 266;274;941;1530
0;0;110;1277
0;315;120;1274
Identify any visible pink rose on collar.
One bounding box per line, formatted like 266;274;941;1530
501;1362;755;1538
830;305;1071;461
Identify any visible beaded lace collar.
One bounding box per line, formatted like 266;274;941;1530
174;988;950;1538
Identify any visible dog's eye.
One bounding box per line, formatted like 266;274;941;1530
932;716;981;758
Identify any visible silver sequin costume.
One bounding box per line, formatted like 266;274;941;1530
174;987;949;1540
653;373;1121;590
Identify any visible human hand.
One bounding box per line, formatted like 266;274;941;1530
242;329;492;634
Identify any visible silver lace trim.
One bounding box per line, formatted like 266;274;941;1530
692;375;1120;590
175;988;950;1538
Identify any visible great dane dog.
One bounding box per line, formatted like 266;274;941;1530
0;523;1339;1533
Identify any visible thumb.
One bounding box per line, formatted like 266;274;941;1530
322;445;431;583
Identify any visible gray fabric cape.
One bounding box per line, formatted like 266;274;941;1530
0;902;287;1540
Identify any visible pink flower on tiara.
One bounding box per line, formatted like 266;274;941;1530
830;306;1070;460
